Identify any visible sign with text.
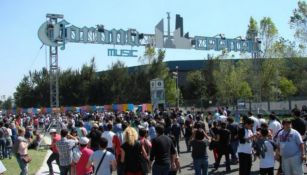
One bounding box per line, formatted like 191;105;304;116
38;14;260;53
107;49;138;57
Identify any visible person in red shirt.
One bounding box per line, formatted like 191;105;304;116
47;129;61;175
76;137;93;175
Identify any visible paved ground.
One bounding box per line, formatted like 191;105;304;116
36;137;307;175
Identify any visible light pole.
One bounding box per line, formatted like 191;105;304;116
176;66;179;109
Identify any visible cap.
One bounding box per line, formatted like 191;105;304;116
79;137;89;145
49;128;56;133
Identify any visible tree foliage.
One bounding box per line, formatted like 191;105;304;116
290;1;307;43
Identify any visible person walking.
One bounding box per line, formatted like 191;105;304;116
101;123;115;154
87;137;116;175
190;129;209;175
120;126;146;175
56;129;78;175
15;127;29;175
87;124;102;151
258;128;276;175
213;122;231;172
276;119;305;175
47;129;61;175
150;124;176;175
237;118;255;175
227;117;239;164
170;119;181;154
0;122;7;159
76;137;93;175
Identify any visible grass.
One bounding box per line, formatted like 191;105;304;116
1;149;47;175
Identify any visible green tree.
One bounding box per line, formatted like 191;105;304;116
279;77;297;98
2;97;13;109
186;70;206;100
259;17;278;57
246;17;258;40
213;59;252;105
290;1;307;43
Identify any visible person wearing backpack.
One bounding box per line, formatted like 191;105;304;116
258;128;276;175
76;137;93;175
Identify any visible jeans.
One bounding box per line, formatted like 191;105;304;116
0;139;6;158
47;152;60;173
16;154;28;175
282;154;303;175
174;136;180;154
184;137;191;152
59;165;70;175
259;167;274;175
193;157;208;175
238;153;252;175
229;140;239;160
152;163;170;175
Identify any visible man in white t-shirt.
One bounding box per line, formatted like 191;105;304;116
87;137;116;175
248;111;260;133
276;119;305;175
217;111;227;123
257;113;266;126
101;123;115;154
268;113;282;138
237;118;255;175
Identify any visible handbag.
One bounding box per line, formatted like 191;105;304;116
22;154;32;163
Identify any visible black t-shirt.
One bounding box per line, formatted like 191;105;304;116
150;135;176;165
122;142;142;172
190;139;208;159
292;118;306;136
227;123;239;141
217;128;231;146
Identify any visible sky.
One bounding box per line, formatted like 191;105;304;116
0;0;300;99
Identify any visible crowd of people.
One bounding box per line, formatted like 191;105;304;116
0;104;306;175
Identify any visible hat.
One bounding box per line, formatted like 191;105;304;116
92;123;98;128
79;137;89;145
49;128;56;133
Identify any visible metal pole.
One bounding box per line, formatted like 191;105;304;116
46;14;62;108
176;66;179;109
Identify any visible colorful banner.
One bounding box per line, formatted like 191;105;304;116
3;103;153;115
128;104;134;111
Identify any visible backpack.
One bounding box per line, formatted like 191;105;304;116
0;128;4;139
238;127;246;144
72;146;82;163
171;124;181;137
